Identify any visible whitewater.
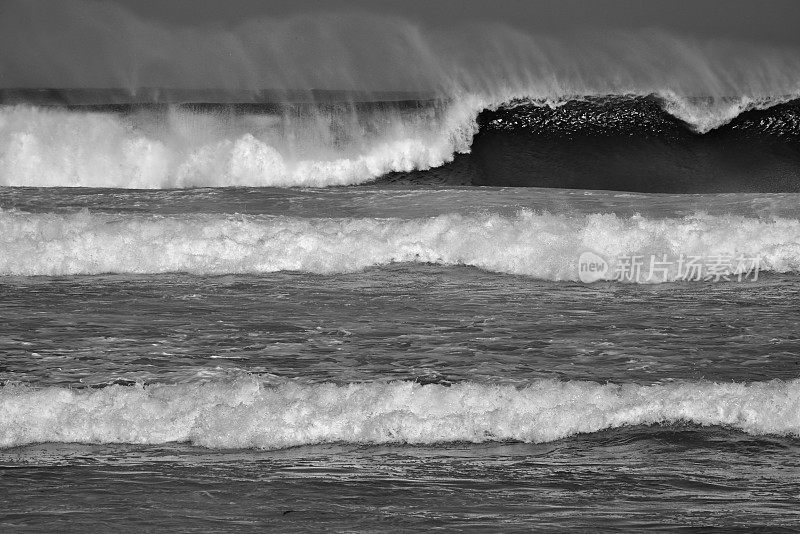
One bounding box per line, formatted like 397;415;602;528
0;100;480;188
2;376;799;449
2;208;800;280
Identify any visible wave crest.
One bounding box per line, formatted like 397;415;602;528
2;209;800;280
2;377;798;449
2;94;799;189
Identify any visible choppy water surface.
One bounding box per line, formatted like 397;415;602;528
2;186;800;530
4;431;800;532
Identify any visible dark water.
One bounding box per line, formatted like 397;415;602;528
381;97;800;192
3;266;800;387
4;430;800;532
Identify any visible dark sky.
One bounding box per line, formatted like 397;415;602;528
112;0;800;45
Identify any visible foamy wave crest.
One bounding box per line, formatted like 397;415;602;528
2;209;800;280
0;101;481;188
2;377;799;449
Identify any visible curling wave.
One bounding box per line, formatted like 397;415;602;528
2;208;800;280
459;96;800;192
1;376;799;449
483;95;800;139
1;95;799;190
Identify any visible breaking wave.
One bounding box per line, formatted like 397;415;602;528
2;208;800;280
1;95;799;190
0;99;481;188
1;376;799;449
2;5;800;189
483;95;800;139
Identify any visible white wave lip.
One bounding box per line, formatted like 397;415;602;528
1;377;799;449
2;209;800;280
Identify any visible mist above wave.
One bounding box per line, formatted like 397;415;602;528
4;1;800;103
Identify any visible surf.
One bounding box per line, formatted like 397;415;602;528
0;100;480;188
2;375;799;449
2;208;799;280
1;95;799;190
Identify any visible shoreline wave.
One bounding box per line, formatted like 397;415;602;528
2;208;800;280
2;376;798;449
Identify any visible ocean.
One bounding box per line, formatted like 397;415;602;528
3;31;800;531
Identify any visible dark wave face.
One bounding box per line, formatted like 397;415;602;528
381;96;800;193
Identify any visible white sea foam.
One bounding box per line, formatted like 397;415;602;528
0;101;481;188
1;209;799;280
1;376;799;449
